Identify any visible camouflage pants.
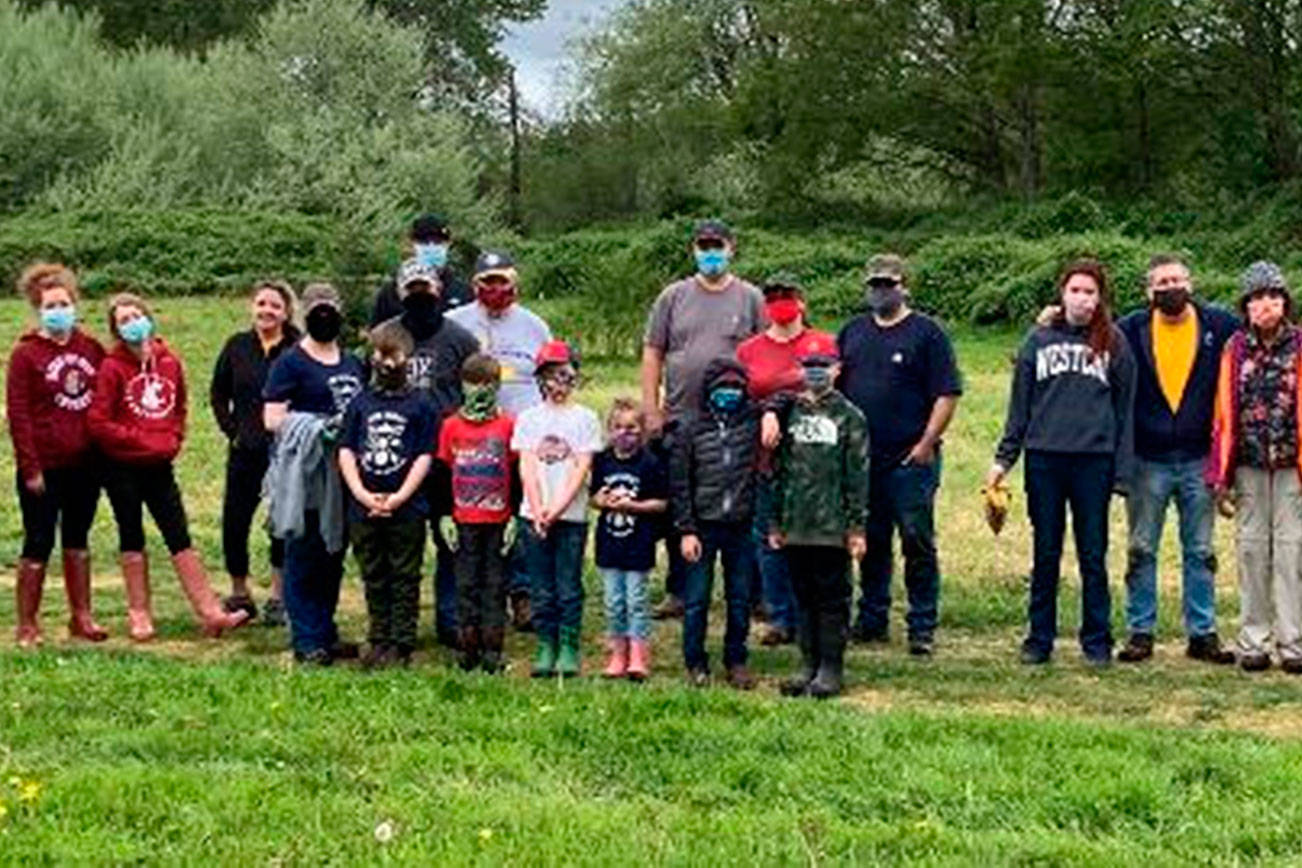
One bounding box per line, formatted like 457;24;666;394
351;518;426;650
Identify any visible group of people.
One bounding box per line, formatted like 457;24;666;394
9;213;1299;697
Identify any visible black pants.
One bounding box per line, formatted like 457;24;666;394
103;462;191;554
790;545;852;667
351;517;426;649
16;462;101;561
1024;451;1114;657
221;445;284;578
454;522;508;630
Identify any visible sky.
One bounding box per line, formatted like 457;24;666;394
500;0;624;119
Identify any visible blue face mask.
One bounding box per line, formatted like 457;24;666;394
709;385;745;414
40;306;76;335
118;316;153;345
415;243;449;270
696;248;731;278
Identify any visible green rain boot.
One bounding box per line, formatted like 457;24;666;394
531;634;558;678
556;626;582;677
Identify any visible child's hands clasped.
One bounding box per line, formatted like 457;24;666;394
680;534;702;563
846;532;866;560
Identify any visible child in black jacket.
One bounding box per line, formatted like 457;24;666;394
671;357;761;689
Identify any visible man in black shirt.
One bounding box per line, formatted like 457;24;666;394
836;254;962;655
370;213;473;327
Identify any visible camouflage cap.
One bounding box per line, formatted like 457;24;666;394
864;254;906;283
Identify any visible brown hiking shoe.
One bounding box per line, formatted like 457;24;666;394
725;665;757;691
1186;633;1235;665
1117;633;1154;663
759;624;793;646
509;590;533;632
652;594;685;620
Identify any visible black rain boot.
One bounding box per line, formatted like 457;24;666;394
781;604;820;697
809;609;847;699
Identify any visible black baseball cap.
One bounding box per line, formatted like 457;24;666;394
474;249;517;279
410;213;450;242
693;219;735;244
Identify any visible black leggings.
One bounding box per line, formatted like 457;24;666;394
103;462;192;554
221;445;284;577
16;463;101;561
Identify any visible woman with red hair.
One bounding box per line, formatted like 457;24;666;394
987;260;1137;667
7;264;108;647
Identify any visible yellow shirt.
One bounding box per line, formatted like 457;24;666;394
1152;312;1198;413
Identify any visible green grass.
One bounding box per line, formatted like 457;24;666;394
1;297;1300;863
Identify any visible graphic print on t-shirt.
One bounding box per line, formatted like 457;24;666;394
600;470;642;540
327;373;362;413
791;414;839;446
45;353;95;412
360;410;410;476
536;434;573;465
451;435;510;514
126;372;177;420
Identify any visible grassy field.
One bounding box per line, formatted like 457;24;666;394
2;297;1302;863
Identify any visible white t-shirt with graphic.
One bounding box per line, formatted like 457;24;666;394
511;401;603;523
447;303;552;416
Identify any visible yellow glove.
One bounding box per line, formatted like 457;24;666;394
981;481;1011;536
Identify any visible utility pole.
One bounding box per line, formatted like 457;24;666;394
508;67;523;231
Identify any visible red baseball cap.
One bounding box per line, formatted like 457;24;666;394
535;339;577;368
796;332;839;365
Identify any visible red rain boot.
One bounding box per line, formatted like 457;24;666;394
121;552;155;642
626;638;651;682
171;549;249;637
603;636;629;678
63;549;108;642
14;558;45;648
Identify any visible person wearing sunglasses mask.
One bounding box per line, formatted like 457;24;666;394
836;254;962;657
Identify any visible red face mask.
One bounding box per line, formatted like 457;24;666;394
766;297;803;326
477;283;517;313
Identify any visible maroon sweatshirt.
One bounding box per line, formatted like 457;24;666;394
89;338;188;465
6;328;106;480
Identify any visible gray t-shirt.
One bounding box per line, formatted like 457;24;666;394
511;401;603;523
644;275;764;418
447;302;552;417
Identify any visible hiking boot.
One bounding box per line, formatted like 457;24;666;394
480;627;506;674
908;634;934;657
531;636;558;678
329;640;360;661
603;636;629;678
556;627;582;677
457;627;481;672
851;622;888;644
759;624;794;646
808;662;843;699
685;667;710;688
509;589;533;632
261;597;287;628
436;626;459;649
1117;633;1154;663
1240;652;1271;672
295;649;333;667
1019;643;1051;665
652;594;685;620
1283;658;1302;675
362;644;398;670
1187;633;1235;665
626;639;651;681
222;593;259;622
1084;651;1113;669
725;664;757;691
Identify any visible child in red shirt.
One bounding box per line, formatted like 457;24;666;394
437;354;517;672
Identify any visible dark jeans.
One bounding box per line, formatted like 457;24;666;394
682;520;753;671
857;458;941;639
16;462;100;561
351;517;425;649
221;445;284;578
103;461;191;554
431;521;458;635
523;520;587;641
650;427;687;600
455;522;508;630
1024;451;1114;658
755;477;797;630
789;544;852;666
283;510;347;656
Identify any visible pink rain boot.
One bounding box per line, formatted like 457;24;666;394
603;636;628;678
626;638;651;682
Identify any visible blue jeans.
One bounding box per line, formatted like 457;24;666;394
508;517;531;595
682;520;753;671
282;511;346;656
1024;451;1114;658
601;568;650;640
755;477;797;630
857;458;941;639
1124;457;1217;637
523;520;587;641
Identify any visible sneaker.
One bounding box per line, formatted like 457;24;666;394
685;667;710;688
652;595;685;620
908;635;934;657
261;597;287;628
780;676;812;698
759;624;794;647
725;665;757;691
1019;644;1051;665
1240;652;1271;672
1117;633;1154;663
1186;633;1235;665
294;648;333;668
222;594;258;622
851;623;889;644
329;641;360;661
1083;652;1112;669
1283;658;1302;675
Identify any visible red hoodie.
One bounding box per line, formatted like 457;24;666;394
6;328;106;479
89;338;188;465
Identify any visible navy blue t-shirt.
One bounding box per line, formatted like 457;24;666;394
837;312;963;464
263;345;365;416
340;387;439;522
590;448;668;571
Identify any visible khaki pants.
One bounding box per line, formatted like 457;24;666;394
1235;467;1302;660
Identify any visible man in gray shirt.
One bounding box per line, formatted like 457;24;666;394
641;220;765;616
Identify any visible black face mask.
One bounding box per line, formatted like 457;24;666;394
306;306;342;343
373;360;408;391
867;285;905;318
1152;288;1190;317
401;291;443;340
